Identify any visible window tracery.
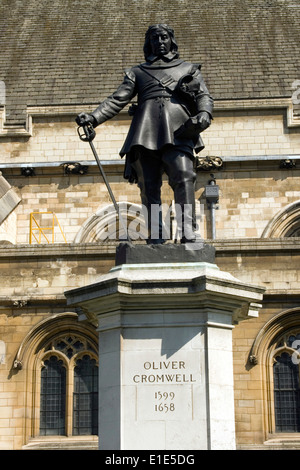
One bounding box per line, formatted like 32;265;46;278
250;309;300;438
272;332;300;432
39;333;98;437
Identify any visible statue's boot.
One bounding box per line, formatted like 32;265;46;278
172;179;199;243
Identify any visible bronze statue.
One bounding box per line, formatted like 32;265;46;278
76;24;213;244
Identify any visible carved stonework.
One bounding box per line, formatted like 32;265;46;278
21;167;35;177
13;359;23;370
13;300;28;308
196;156;223;171
62;162;88;175
279;159;296;169
249;355;258;365
0;173;21;225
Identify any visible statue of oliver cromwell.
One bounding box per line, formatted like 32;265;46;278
76;24;213;244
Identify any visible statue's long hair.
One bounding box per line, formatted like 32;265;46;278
143;24;179;60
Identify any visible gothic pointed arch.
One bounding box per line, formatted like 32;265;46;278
249;308;300;438
261;200;300;238
12;312;99;447
12;312;97;371
73;201;147;243
249;308;300;366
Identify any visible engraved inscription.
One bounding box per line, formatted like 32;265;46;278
132;360;196;384
131;359;198;419
154;391;175;413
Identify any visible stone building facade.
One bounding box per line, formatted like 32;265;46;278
0;0;300;450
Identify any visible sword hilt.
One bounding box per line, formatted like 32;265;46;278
77;122;96;142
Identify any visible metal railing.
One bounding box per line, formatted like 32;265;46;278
29;212;67;244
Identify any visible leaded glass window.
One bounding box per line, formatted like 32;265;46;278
73;355;98;435
40;356;66;435
39;333;98;437
273;342;300;432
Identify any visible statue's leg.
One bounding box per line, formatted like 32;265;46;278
162;147;197;243
131;148;165;244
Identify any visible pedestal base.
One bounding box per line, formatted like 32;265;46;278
99;309;235;450
115;241;216;265
65;243;265;450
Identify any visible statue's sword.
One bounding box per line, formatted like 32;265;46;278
77;123;131;243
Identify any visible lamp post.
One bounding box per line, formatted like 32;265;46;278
205;175;219;240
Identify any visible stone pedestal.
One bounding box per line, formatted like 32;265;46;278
65;243;264;450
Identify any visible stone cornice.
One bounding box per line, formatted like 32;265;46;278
1;155;300;179
0;239;297;309
0;238;299;259
0;97;299;138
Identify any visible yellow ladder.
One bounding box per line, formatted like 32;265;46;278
29;212;67;244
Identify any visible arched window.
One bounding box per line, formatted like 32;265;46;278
274;352;300;432
272;333;300;433
13;312;99;448
250;309;300;439
74;202;147;243
38;334;98;437
261;200;300;238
